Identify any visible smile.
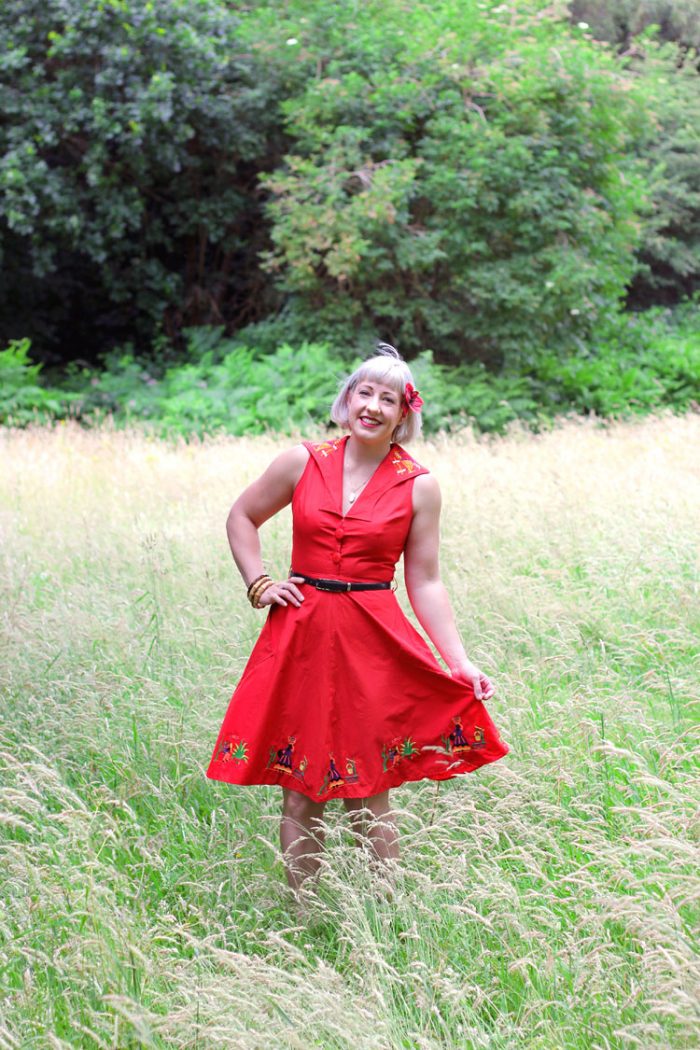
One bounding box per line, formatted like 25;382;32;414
359;416;381;428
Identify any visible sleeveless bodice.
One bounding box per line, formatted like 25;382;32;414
291;436;429;582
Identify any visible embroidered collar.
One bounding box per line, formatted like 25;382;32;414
306;435;427;519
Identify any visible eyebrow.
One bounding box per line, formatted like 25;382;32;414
358;384;398;396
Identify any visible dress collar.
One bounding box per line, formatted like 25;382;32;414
305;435;428;520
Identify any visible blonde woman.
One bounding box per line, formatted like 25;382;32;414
207;343;508;894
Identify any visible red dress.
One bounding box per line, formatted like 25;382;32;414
206;435;509;800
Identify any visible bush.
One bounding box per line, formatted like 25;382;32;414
258;0;648;367
0;0;277;358
0;339;76;423
533;305;700;416
4;303;698;436
2;0;697;370
64;335;345;437
625;37;700;308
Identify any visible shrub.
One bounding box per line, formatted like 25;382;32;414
259;0;648;367
0;339;76;423
0;0;277;357
4;304;697;436
534;305;700;416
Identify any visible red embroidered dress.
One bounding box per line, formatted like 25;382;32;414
206;436;508;799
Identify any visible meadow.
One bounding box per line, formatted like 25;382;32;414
1;417;698;1049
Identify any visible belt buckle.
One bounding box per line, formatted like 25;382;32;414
316;578;336;592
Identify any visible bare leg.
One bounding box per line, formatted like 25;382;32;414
280;788;327;894
343;789;399;869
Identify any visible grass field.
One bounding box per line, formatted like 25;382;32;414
1;416;699;1049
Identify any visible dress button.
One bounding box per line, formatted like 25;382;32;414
332;553;341;564
334;527;344;539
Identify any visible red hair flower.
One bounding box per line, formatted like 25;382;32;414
404;382;424;413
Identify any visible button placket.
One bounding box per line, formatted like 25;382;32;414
332;524;344;567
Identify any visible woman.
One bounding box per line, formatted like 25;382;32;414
206;344;508;895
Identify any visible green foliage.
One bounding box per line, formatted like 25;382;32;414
625;39;700;306
566;7;700;307
569;0;700;50
55;335;547;437
0;338;76;423
4;305;698;435
535;305;700;417
259;0;648;366
0;0;276;354
407;353;542;434
65;335;345;437
1;0;698;367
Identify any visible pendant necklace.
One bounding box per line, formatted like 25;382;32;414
345;465;377;504
347;473;373;504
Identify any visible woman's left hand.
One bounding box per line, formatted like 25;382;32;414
449;661;495;701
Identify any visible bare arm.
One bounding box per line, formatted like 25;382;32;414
227;444;309;607
403;473;494;700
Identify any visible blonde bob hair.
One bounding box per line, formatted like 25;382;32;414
330;343;422;444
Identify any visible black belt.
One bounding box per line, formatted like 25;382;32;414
292;572;392;593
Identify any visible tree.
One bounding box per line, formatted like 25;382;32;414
626;41;700;306
0;0;279;361
258;0;647;365
567;1;700;307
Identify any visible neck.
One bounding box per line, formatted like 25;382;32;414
345;432;392;466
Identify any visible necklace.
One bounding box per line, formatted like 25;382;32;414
346;468;375;504
344;440;390;508
345;456;384;504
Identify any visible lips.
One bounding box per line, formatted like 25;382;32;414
359;416;381;428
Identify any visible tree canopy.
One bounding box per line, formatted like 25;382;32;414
0;0;698;366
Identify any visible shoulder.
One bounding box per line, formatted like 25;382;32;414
304;436;345;460
262;443;310;486
270;442;310;467
284;442;311;467
411;471;441;514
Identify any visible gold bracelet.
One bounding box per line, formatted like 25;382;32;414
247;575;271;603
252;579;275;609
248;575;273;606
246;573;269;598
248;577;272;607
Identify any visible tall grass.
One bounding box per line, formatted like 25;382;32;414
1;416;698;1048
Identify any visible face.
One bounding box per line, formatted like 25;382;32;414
346;377;404;444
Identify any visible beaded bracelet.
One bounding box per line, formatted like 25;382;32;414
247;575;267;600
246;573;269;599
248;575;272;608
251;579;275;609
248;577;270;606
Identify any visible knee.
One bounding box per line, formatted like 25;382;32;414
282;789;325;823
365;790;392;819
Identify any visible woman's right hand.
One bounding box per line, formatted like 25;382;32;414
257;576;306;609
